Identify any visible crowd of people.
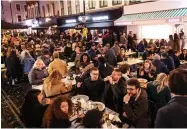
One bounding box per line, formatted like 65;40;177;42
1;29;187;128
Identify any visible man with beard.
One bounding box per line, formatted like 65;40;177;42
102;68;127;114
123;78;148;128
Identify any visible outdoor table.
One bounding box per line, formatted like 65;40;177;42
125;52;136;56
118;58;144;66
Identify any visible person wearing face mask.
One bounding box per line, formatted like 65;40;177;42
137;60;156;82
123;78;148;128
28;59;49;90
42;96;73;128
102;68;127;114
77;67;105;101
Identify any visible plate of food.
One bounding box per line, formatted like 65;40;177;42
91;102;105;111
138;78;148;88
71;95;89;103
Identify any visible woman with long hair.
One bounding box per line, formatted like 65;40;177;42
117;48;127;62
137;60;156;81
43;70;72;98
42;96;73;128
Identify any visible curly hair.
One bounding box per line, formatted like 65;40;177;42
42;95;73;128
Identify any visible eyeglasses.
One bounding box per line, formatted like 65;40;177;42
127;88;136;91
91;73;99;76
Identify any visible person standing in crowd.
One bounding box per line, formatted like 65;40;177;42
5;50;23;86
137;40;145;53
168;35;174;50
28;59;48;90
120;32;127;45
180;29;186;51
174;33;181;52
137;60;156;82
155;68;187;128
112;41;120;57
152;54;169;74
161;52;175;71
98;57;113;79
102;68;127;114
178;48;187;61
38;49;51;67
117;48;127;62
43;70;72;98
142;38;148;48
48;52;67;77
88;43;100;65
123;78;148;128
78;67;105;101
21;51;35;75
105;45;117;66
119;63;131;81
42;96;73;128
127;31;133;49
20;44;29;60
20;89;51;127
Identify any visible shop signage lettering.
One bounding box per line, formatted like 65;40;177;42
167;18;181;23
66;19;76;23
114;21;133;25
92;16;109;21
78;16;89;22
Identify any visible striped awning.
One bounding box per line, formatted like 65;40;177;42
115;8;187;25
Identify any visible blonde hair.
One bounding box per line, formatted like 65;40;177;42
44;70;63;90
153;73;168;93
33;59;45;69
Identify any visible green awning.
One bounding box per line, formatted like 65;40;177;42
115;8;187;24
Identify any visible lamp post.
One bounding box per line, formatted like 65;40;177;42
9;0;13;23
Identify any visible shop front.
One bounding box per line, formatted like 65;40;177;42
114;1;187;41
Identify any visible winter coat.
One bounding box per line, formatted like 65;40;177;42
123;89;148;128
21;57;35;74
98;63;113;79
5;56;22;78
102;78;127;114
152;60;169;74
48;59;68;77
155;96;187;128
179;53;187;61
137;43;145;52
28;68;48;85
170;54;180;68
105;49;117;66
78;77;105;101
161;56;175;71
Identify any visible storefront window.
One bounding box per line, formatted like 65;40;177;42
60;1;64;16
113;0;122;5
141;25;172;40
75;0;80;14
100;0;108;8
89;0;95;9
67;1;72;15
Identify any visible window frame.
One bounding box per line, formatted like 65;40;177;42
75;0;80;14
24;5;27;12
42;5;45;17
15;4;21;11
100;0;108;8
67;1;72;15
47;4;50;16
112;0;122;5
89;0;95;9
60;1;64;16
17;15;22;22
51;3;55;16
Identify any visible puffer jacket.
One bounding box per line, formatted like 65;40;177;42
28;67;49;85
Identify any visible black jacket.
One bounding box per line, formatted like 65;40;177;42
98;63;113;79
146;81;171;107
123;89;148;128
155;96;187;128
152;60;169;74
161;56;175;71
5;56;22;78
78;77;105;101
102;78;126;114
179;53;187;61
170;54;180;68
105;49;117;66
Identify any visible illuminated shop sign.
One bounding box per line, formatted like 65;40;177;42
92;16;109;21
114;21;133;26
66;19;77;23
78;16;89;22
167;18;181;23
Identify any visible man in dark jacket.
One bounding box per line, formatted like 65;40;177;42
155;68;187;128
78;67;105;101
123;78;148;128
105;48;117;66
161;52;175;71
102;68;127;114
